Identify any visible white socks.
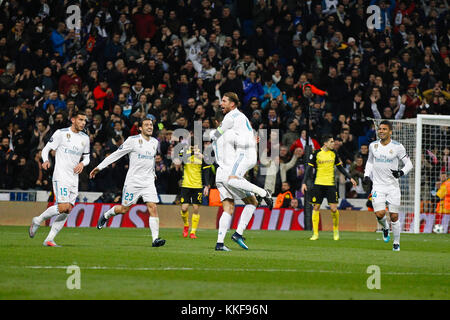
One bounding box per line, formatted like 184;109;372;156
36;205;59;224
45;213;68;242
149;217;159;241
104;206;118;219
377;215;388;229
236;204;256;235
391;220;401;245
217;211;232;243
227;178;266;197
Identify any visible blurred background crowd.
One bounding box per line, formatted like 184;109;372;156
0;0;449;206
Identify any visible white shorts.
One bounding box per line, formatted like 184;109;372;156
216;166;254;201
230;150;257;178
53;181;78;205
122;182;159;206
371;187;401;213
217;181;252;201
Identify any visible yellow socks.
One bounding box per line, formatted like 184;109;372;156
311;210;320;240
332;210;339;231
332;210;340;240
181;210;189;227
191;214;200;234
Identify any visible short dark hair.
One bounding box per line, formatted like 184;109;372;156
321;134;334;145
380;120;393;130
71;110;86;118
138;118;152;128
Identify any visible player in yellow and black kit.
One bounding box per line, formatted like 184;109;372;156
179;143;211;239
301;134;357;241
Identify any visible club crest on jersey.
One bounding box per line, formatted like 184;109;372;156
374;144;378;149
139;139;143;147
66;133;71;142
389;149;393;154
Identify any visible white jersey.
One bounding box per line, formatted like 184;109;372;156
44;127;90;186
98;134;158;188
220;108;257;152
364;139;413;190
213;129;237;183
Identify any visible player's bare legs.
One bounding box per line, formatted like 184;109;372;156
232;195;258;250
215;199;233;251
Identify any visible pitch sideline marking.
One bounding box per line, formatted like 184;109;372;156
9;265;450;276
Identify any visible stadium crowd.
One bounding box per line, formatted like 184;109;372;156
0;0;449;205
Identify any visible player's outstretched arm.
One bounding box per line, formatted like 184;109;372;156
92;138;133;177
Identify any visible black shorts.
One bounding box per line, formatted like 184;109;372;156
180;187;203;205
311;185;338;205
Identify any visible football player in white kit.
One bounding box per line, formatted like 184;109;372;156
210;92;273;209
211;111;260;251
364;120;413;251
29;111;90;247
89;118;165;247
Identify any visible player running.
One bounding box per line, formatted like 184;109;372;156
301;134;357;241
89;118;165;247
29;111;90;247
363;120;413;251
210;92;273;209
211;112;260;251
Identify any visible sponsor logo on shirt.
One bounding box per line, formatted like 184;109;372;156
64;146;82;156
138;151;154;160
374;155;394;163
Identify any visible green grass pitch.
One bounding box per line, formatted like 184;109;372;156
0;226;448;300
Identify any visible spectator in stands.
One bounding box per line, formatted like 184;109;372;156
243;70;264;107
274;181;294;209
282;120;300;148
289;129;321;154
50;22;72;61
260;75;282;109
93;79;114;111
43;92;66;113
132;3;157;43
0;0;447;196
289;197;303;210
349;154;370;198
